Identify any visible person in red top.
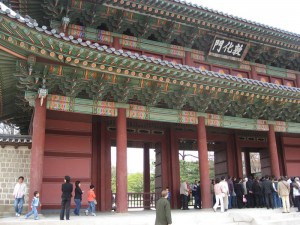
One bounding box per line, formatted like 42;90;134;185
85;185;96;216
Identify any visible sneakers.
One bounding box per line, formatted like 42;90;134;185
16;213;20;217
85;210;89;216
92;213;96;216
213;207;216;212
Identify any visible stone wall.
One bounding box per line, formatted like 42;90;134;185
0;145;31;213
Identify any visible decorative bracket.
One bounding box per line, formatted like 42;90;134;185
38;88;48;106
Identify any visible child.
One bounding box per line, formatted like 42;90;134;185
85;185;96;216
25;191;41;220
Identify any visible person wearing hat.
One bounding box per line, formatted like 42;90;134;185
60;176;73;220
293;177;300;212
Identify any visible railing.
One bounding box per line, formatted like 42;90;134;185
113;192;157;209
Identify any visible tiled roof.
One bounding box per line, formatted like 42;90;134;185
0;135;32;144
171;0;300;37
0;2;300;95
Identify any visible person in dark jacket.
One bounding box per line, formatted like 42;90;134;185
234;178;245;209
246;176;254;208
155;189;172;225
252;177;262;208
261;175;274;209
73;180;83;216
60;176;73;220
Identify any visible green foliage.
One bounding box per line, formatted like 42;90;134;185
179;160;215;183
111;166;155;193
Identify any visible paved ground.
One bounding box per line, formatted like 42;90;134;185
0;207;299;225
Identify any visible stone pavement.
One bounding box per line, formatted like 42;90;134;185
0;207;300;225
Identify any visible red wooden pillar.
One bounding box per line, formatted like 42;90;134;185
296;75;300;88
116;108;127;213
113;37;121;50
226;136;235;177
169;127;180;209
268;125;280;177
143;143;151;209
185;51;192;66
197;117;211;208
251;65;258;80
235;135;243;178
29;98;46;205
104;130;112;211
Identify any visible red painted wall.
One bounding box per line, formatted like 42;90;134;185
282;136;300;176
42;110;92;209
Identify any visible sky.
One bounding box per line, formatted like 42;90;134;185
188;0;300;34
117;0;300;174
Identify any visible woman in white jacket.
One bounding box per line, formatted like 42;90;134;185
13;176;27;217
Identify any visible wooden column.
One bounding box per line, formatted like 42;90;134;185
116;108;128;213
244;151;251;176
104;129;112;211
197;117;211;208
296;74;300;88
268;125;280;177
226;136;235;177
185;51;192;66
250;65;258;80
143;143;151;209
113;37;121;50
29;98;47;205
235;135;243;178
169;127;180;209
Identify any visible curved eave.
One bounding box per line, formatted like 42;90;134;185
0;8;299;102
106;0;300;42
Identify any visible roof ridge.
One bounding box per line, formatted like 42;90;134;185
0;2;300;94
168;0;300;37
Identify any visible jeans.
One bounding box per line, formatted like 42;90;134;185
86;201;95;214
74;199;81;215
273;192;282;208
228;195;232;209
25;206;38;219
14;197;24;214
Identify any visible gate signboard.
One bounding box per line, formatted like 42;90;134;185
209;36;249;61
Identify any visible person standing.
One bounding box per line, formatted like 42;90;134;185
74;180;83;216
60;175;73;220
25;191;41;220
180;180;189;210
155;190;172;225
262;175;274;209
292;177;300;212
13;176;27;217
220;176;229;211
278;176;291;213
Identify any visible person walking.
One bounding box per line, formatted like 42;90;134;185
155;189;172;225
278;176;290;213
25;191;41;220
213;178;224;213
220;176;229;211
74;180;83;216
60;175;73;220
85;184;96;216
13;176;27;217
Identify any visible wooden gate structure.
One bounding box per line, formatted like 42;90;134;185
0;0;299;212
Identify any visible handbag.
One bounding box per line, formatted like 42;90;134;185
94;199;97;205
242;195;247;203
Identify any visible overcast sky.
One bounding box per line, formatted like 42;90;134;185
188;0;300;34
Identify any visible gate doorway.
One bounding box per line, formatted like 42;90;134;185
242;148;270;177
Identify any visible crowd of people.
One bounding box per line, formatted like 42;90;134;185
179;175;300;214
212;175;300;213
